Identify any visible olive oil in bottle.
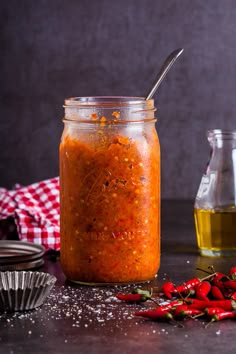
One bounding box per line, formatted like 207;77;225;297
194;208;236;256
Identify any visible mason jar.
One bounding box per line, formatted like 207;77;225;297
59;97;160;284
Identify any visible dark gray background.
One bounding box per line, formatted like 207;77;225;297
1;0;236;199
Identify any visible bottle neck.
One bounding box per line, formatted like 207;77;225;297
208;130;236;149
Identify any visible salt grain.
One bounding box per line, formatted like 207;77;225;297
62;296;70;300
0;283;162;336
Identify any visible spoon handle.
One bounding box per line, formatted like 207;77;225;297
145;48;184;100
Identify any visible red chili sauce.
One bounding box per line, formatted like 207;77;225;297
60;126;160;283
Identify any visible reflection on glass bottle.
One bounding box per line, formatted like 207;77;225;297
194;130;236;257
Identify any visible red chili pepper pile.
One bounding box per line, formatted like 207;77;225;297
115;266;236;326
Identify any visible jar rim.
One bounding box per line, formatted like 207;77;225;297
64;96;154;107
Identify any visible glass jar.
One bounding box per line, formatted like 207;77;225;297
59;97;160;284
194;129;236;257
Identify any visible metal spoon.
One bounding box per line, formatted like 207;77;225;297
145;48;184;100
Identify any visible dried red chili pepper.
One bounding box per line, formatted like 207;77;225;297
186;299;236;311
135;308;173;321
210;272;226;289
115;266;236;326
175;277;201;294
174;305;202;319
210;286;224;300
229;267;236;280
222;280;236;290
116;293;150;303
204;307;226;316
156;300;183;312
195;281;211;301
211;311;236;321
215;271;227;279
175;273;215;295
116;288;153;303
205;310;236;327
161;281;176;299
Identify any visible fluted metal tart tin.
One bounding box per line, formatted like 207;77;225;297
0;271;57;312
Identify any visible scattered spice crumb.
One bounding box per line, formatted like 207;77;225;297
112;111;120;119
91;113;99;120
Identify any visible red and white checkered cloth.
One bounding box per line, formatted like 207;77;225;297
0;177;60;251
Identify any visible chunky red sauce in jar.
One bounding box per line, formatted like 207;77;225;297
60;97;160;284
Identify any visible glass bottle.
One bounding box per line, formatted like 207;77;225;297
194;129;236;256
59;97;160;284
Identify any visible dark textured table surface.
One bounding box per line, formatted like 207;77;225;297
1;200;236;354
